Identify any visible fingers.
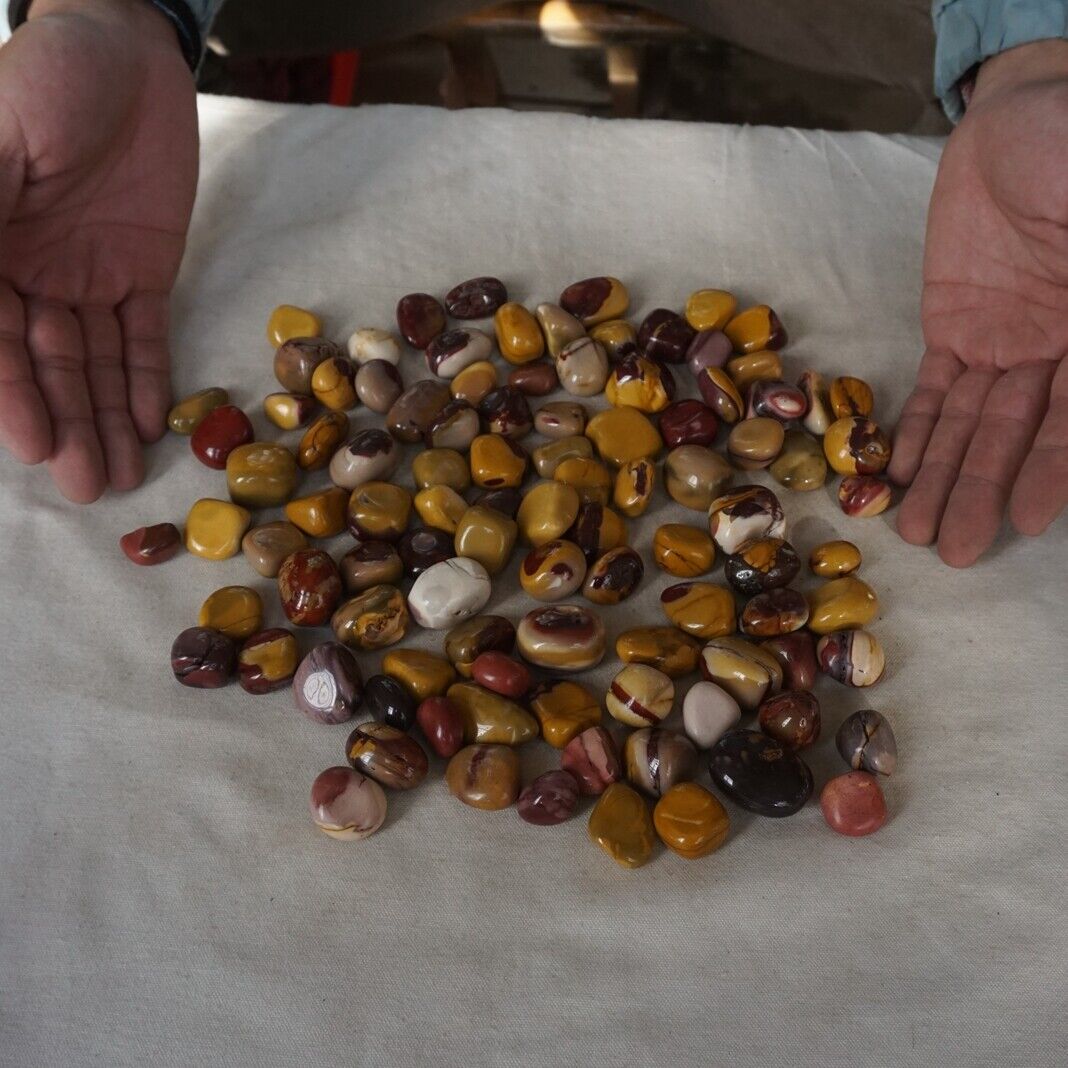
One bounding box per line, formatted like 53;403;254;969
119;291;172;443
888;348;965;487
937;362;1054;567
0;282;51;464
79;305;144;492
896;368;998;546
1009;358;1068;537
25;298;107;503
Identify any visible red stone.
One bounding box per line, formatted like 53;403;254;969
658;399;719;448
416;696;464;759
471;652;532;699
190;405;253;469
120;522;181;565
396;292;446;349
277;549;342;627
820;771;887;837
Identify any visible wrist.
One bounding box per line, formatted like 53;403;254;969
26;0;188;59
972;39;1068;104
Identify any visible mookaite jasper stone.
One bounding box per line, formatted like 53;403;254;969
184;499;251;560
639;308;694;364
445;744;520;809
613;458;655;518
839;475;892;517
532;435;593;479
738;587;810;637
426;328;493;379
238;628;299;695
823;416;892;476
310;355;357;411
625;728;698;798
590;318;637;359
654;782;730;858
455;506;518;576
829;375;875;418
686;328;733;375
396;292;446;349
347;482;412;543
660;582;736;640
615;626;701;678
769;430;827;492
363;674;417;731
480;386;533;439
724;303;787;353
682;680;741;749
585;407;662;467
553;457;612;505
309;766;387;841
757;690;821;750
664;445;733;511
416;696;464;759
727;349;783;391
330;428;400;490
120;523;180;566
278;549;343;627
415;486;467;535
355;360;403;413
446;276;507;319
191;405;254;469
267;304;320;346
798;369;832;435
517;771;581;826
658;399;718;448
567;502;627;564
167;387;229;435
760;631;818;692
653;524;716;577
810;539;863;578
588;782;656;868
293;642;363;724
198;585;263;639
386;380;451;443
605;355;674;412
561;725;621;794
556;336;609;397
685;288;737;331
412;448;470;492
447;681;539;746
495;302;545;364
517;604;606;671
263;392;315;431
241;521;307;577
298;411;349;471
171;627;235;688
708;485;787;554
534;401;586;439
348;327;402;367
700;636;783;711
444;615;516;677
382;649;457;702
724;537;800;595
346;721;428;790
226;443;298;508
746;380;808;422
331;585;410;650
583;546;643;606
529;679;601;748
820;771;887;836
559;276;629;325
727;417;785;470
708;729;813;817
471;652;532;699
837;709;897;776
606;664;674;727
517;482;581;546
509;361;558;396
339;542;403;593
451;361;498;405
469;435;528;489
398;528;455;577
535;302;585;359
408;557;492;629
427;400;480;451
284;487;349;538
807;576;880;634
696;367;745;424
817;629;886;687
274;337;339;393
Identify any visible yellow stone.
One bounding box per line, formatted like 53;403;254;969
588;782;656;868
604;356;672;412
297;411;348;471
684;288;738;332
553;457;613;505
584;407;663;467
807;576;879;635
516;481;581;546
267;303;321;347
494;302;545;365
653;783;730;858
447;681;540;746
310;355;357;411
652;524;716;577
726;350;783;391
167;387;228;435
263;392;314;431
412;448;470;492
414;485;468;534
383;649;457;701
184;498;251;560
284;486;349;537
450;360;499;405
198;586;263;639
454;505;518;575
529;679;601;748
469;434;528;489
661;581;736;640
613;458;655;518
724;303;785;354
226;442;298;508
809;539;862;578
589;319;637;360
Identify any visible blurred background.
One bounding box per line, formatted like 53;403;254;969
3;0;952;133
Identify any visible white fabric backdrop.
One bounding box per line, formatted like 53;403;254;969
1;96;1064;1067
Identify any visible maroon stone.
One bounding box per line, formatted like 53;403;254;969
560;725;621;796
508;361;559;396
638;308;695;364
517;770;580;826
396;292;446;349
278;549;343;627
558;277;612;321
658;399;719;448
416;696;464;759
471;652;532;699
171;626;235;689
746;379;809;422
190;405;253;469
757;690;821;750
120;522;181;566
478;386;532;439
760;632;818;691
445;276;507;319
238;628;298;695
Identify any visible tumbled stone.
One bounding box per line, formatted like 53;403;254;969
167;387;229;435
198;585;263;640
757;690;821;750
807;576;880;634
529;679;602;748
605;663;674;727
309;766;386;841
382;648;457;702
267;304;320;346
653;782;730;858
561;725;621;793
516;604;606;671
298;411;349;471
184;498;251;560
346;721;428;790
517;770;581;826
447;681;539;745
293;642;363;725
396;292;446;349
559;276;629;325
331;585;410;650
284;486;349;538
347;327;401;366
226;443;298;509
454;505;519;576
724;304;787;353
624;728;698;798
820;771;887;836
585;406;663;467
652;523;716;577
275;337;340;394
660;581;736;640
681;680;741;749
836;709;897;776
238;628;299;695
614;626;701;678
408;557;492;628
708;728;812;817
445;744;520;809
588;782;656;868
495;302;545;364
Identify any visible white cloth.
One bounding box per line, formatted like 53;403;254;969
1;96;1064;1068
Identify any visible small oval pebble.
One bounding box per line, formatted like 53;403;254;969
191;405;254;469
339;542;404;593
652;524;716;577
298;411;349;470
293;642;363;724
120;522;181;566
724;537;800;595
816;629;886;687
724;304;787;353
416;696;465;759
807;576;879;634
839;475;892;517
309;766;387;841
363;674;417;731
347;327;401;366
534;401;587;439
450;360;498;406
516;604;606;671
583;546;643;605
519;540;588;601
355;359;403;413
407;557;491;629
445;276;507;319
310;355;358;411
396;292;446;349
471;652;532;699
658;399;718;448
555;336;609;397
238;628;299;695
653;782;730;858
820;771;887;836
823;417;892;476
561;726;621;795
738;587;809;637
606;664;674;727
517;770;581;826
397;527;456;577
242;521;308;577
444;615;516;677
639;308;694;364
381;648;457;702
836;709;897;776
263;391;315;431
508;361;559;396
760;631;819;692
445;744;520;809
660;581;736;640
274;338;338;394
829;375;874;418
757;690;821;750
664;445;733;511
171;626;235;688
330;428;400;489
708;485;787;554
682;680;741;748
614;627;701;678
346;721;428;790
426;327;493;379
625;728;698;798
167;387;229;435
708;728;812;817
198;585;263;639
331;585;410;650
559;275;629;326
587;782;656;868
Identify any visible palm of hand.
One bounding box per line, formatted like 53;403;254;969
0;11;197;501
890;77;1068;566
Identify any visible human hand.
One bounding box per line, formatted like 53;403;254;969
890;40;1068;566
0;0;197;502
